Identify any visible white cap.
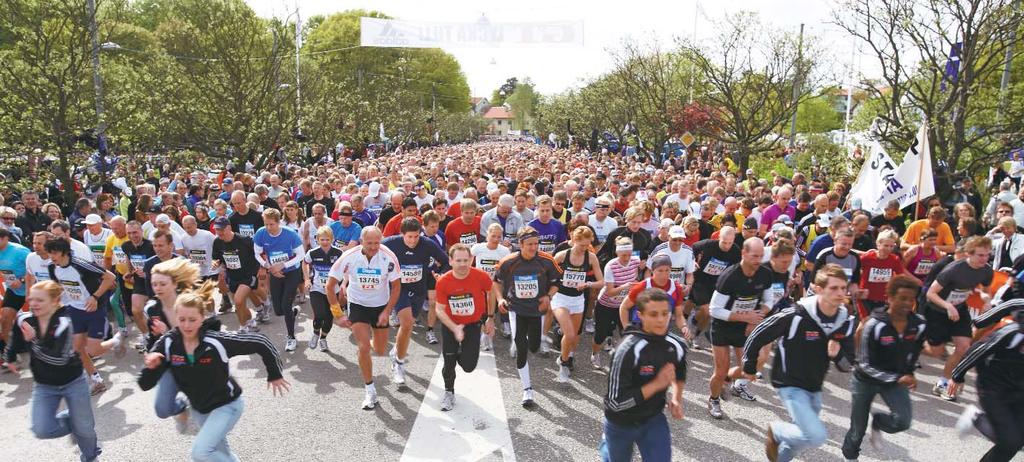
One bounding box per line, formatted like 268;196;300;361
659;218;675;229
155;214;172;225
368;182;382;198
668;225;686;239
84;214;102;225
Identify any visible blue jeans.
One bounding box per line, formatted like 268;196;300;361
600;413;671;462
191;397;244;462
155;369;189;419
773;387;827;462
30;374;101;462
841;374;912;460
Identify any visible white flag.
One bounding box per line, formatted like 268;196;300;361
847;141;898;213
874;125;934;212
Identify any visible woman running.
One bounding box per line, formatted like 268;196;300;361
4;280;101;462
303;226;343;351
139;288;289;461
903;228;943;284
253;208;306;351
471;223;511;349
592;236;643;369
550;227;603;382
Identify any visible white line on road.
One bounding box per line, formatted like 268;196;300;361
400;350;516;462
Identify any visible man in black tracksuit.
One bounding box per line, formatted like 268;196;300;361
949;307;1024;462
841;275;925;460
601;289;687;462
742;263;857;462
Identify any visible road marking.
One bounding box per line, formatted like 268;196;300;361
400;349;516;462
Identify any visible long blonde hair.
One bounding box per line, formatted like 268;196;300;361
152;259;200;293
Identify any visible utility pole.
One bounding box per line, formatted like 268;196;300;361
788;23;804;149
294;3;302;136
999;0;1019;121
86;0;106;136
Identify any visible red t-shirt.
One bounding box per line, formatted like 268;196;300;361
858;249;905;304
444;216;481;248
435;267;493;324
382;214;422;237
626;278;685;309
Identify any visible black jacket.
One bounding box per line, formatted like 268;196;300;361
139;318;283;413
16;207;52;235
604;327;688;425
742;296;857;392
854;311;926;385
4;308;82;386
952;323;1024;392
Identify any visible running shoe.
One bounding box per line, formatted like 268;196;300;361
362;390;379;410
539;337;551;356
245;319;260;332
480;333;493;352
707;397;724;419
521;388;535;408
730;382;757;402
501;322;511;338
591;353;603;370
440;391;455;412
112;331;127;358
426;330;438;345
931;381;946;397
133;336;148;352
389;310;399;327
509;343;517;358
584;318;595;334
566;355;575;371
89;374;107;396
955;405;982;439
555;358;571;383
319;339;329;352
256;308;271;324
603;338;614;352
868;420;882;449
392;354;407;387
285;338;297;352
308;333;320;350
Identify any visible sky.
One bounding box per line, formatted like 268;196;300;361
245;0;862;98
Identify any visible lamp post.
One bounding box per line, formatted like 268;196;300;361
86;0;120;138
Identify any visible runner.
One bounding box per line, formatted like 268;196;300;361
593;236;643;369
4;280;101;462
689;226;742;348
706;237;773;418
139;287;289;461
212;217;261;332
471;223;512;343
328;203;361;252
493;226;562;408
44;238;122;395
253;208;305;351
383;217;450;385
841;275;924;460
433;243;494;411
302;226;343;351
0;228;31;359
528;195;568;256
444;198;482;249
121;221;156;350
180;215;220;298
743;263;857;462
648;225;696;296
81;214;112;267
24;231;54;292
327;226;402;410
924;235;994;401
856;230;905;318
601;288;686;462
99;217;130;340
550;227;604;383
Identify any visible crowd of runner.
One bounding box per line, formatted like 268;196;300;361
0;141;1021;462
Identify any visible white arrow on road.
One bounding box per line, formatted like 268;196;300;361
400;350;516;462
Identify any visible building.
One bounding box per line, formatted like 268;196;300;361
483;105;514;135
470;97;491;115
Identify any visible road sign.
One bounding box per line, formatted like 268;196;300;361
680;131;696;147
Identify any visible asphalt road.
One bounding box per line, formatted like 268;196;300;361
0;300;1003;461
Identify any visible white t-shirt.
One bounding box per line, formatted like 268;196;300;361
25;252;51;283
649;245;696;285
470;243;511;280
663;193;689;215
141;220;187;241
329;246;402;307
588;216;618;245
82;228;113;265
413;194;435;209
70;239;93;262
181;229;218;276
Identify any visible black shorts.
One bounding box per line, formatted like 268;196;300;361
131;278;149;296
924;304;972;345
228;274;257;293
397;290;426;317
690;283;714;306
710;320;748;348
348;302;389;328
2;291;25;310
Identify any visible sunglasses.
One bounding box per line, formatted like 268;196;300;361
0;216;15;221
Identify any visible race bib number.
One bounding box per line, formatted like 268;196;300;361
90;246;105;264
459;233;477;245
223;253;242;270
769;282;786;307
189;250;207;266
239;224;255;238
513;275;539;299
947;289;970;306
540;241;556;254
563;269;587;288
269;251;290;265
332;239;346;251
704;258;728;276
842;267;854;278
915;260;935;276
448;293;475;316
670;267;685;284
400;265;423;284
478;259;498;279
64;283;85;302
732;297;759;313
868;267;892;283
2;270;17;285
112;247;127;266
130;255;146;271
356;267;383;291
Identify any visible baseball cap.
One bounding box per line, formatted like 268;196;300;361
84;214;102;225
155;214;172;225
774;215;793;225
148;205;162;213
659;218;675;229
668;225;686;239
743;217;759;231
650;254;672;271
368;182;382;198
212;217;230;229
816;214;831;228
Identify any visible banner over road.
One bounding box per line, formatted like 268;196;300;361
360;17;584;48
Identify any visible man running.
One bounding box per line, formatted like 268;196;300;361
0;228;30;359
690;227;742;348
327;226;401;410
433;243;494;411
211;217;260;333
121;221;155;350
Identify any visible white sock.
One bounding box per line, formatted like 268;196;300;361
939;377;949;387
365;382;376;394
518;365;531;390
736;378;749;387
109;331;122;347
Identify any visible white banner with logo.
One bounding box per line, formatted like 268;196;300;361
360;17;584;48
848;141;898;214
874;125;934;212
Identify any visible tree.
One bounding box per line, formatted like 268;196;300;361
795;92;844;133
682;12;823;171
491;77;518;106
504;79;539;131
833;0;1024;191
609;41;689;155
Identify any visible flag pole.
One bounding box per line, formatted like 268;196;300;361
913;122;928;221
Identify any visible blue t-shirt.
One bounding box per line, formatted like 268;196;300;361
329;221;362;249
0;243;30;296
528;219;567;255
253;227;304;272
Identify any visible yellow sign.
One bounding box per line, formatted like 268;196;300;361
680;132;696;147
